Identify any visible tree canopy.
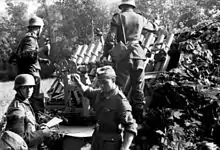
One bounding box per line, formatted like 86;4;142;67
0;0;220;78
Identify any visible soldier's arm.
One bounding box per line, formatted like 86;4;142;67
117;95;138;149
38;42;51;57
20;37;49;64
19;37;38;63
84;87;101;108
71;74;99;106
142;16;158;34
22;37;37;52
22;37;48;54
102;14;119;58
6;104;45;147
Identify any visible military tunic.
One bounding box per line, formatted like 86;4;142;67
16;31;41;96
84;86;137;150
5;94;45;150
103;9;157;122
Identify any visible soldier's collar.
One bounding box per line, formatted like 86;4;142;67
15;93;30;105
15;93;25;101
23;99;30;105
102;86;118;99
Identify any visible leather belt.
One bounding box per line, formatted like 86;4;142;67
95;123;121;134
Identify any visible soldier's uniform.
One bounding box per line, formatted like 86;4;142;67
16;16;49;97
0;130;28;150
102;0;157;123
17;31;42;97
83;66;137;150
5;94;45;150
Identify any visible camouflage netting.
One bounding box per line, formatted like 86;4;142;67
137;19;220;149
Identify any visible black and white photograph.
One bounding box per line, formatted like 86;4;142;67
1;0;220;149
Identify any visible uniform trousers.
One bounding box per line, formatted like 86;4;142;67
116;57;145;123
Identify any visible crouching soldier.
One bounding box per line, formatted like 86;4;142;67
72;65;137;150
5;74;53;150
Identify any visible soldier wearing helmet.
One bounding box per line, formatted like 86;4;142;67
72;66;137;150
100;0;158;124
16;15;51;98
4;74;53;150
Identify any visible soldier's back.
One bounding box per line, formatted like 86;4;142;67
120;10;146;41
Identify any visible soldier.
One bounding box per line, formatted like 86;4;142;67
100;0;158;123
0;130;28;150
72;65;137;150
5;74;53;150
16;15;51;97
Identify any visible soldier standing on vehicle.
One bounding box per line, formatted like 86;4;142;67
5;74;53;150
72;65;137;150
16;16;51;97
100;0;158;123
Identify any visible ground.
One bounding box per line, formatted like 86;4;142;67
0;78;55;121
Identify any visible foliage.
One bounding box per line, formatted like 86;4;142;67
0;0;29;78
35;0;112;77
137;0;210;31
134;19;220;149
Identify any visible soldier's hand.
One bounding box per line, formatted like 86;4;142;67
71;73;81;85
153;14;160;31
45;59;51;65
39;123;49;130
42;128;53;138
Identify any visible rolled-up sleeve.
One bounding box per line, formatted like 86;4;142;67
117;98;138;136
84;87;100;108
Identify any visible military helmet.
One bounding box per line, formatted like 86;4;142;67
14;74;35;90
96;65;116;80
0;130;28;150
28;16;44;27
119;0;136;9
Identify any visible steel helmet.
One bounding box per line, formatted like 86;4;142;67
0;130;28;150
119;0;136;9
28;16;44;27
14;74;35;90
